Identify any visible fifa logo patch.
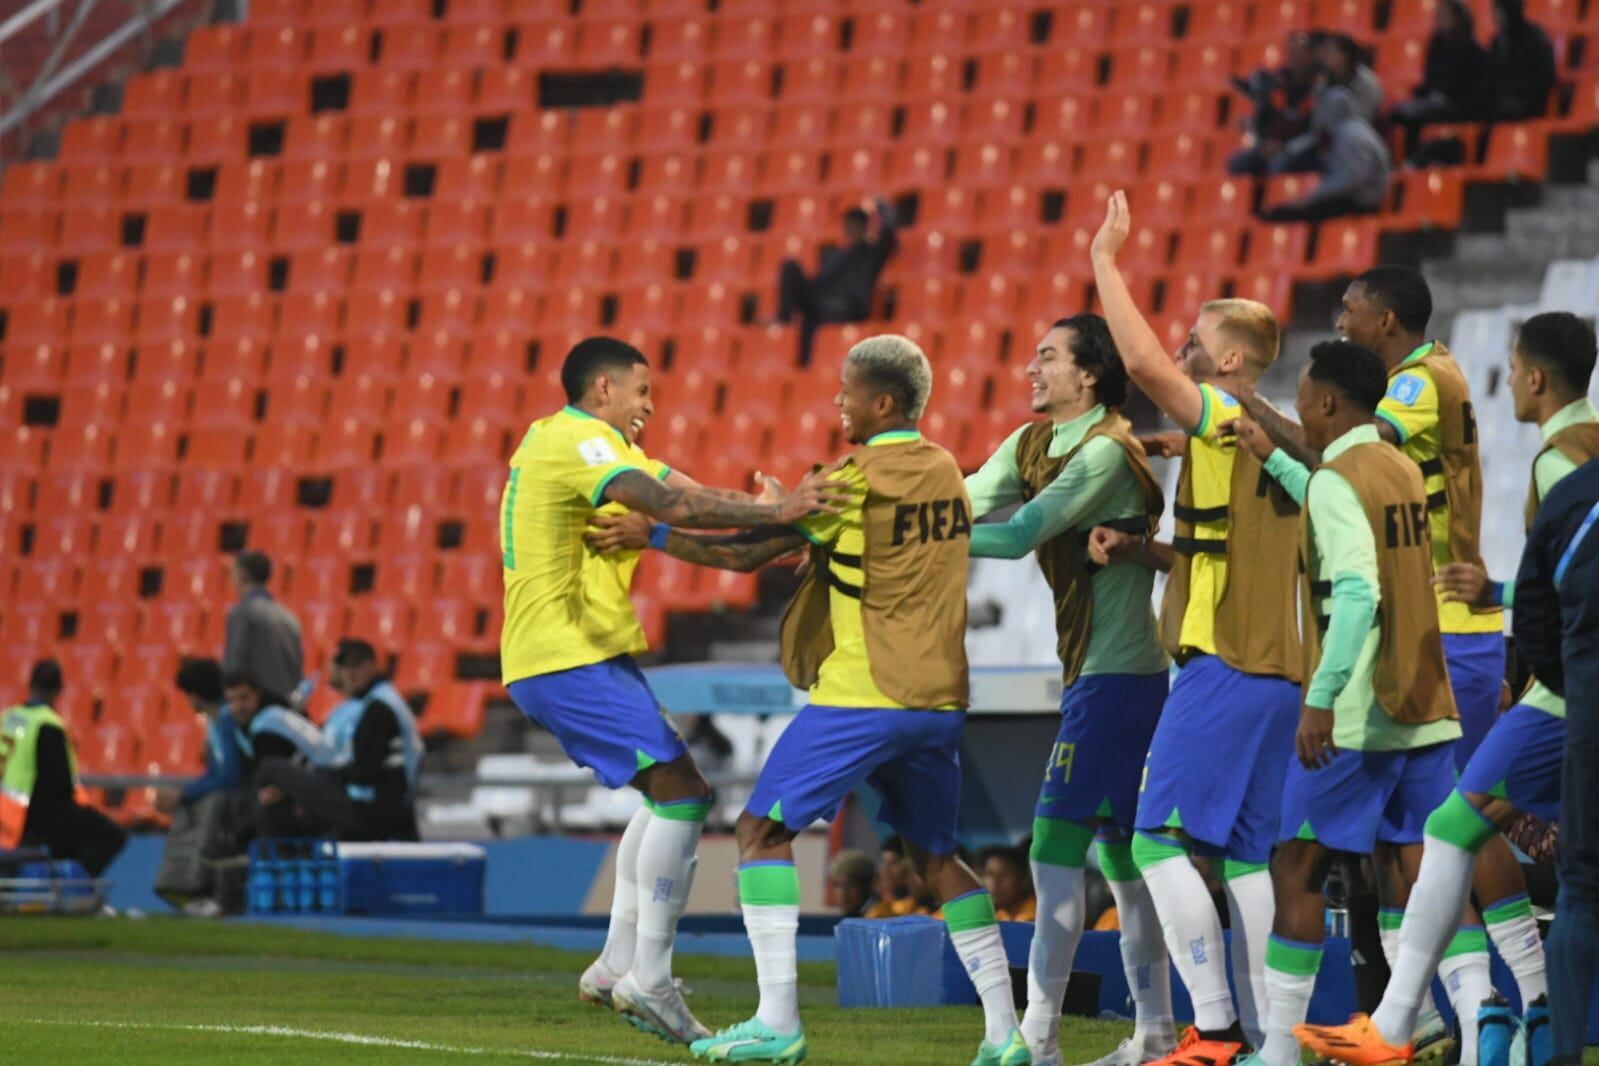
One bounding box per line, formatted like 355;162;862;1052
1189;937;1207;966
653;877;674;903
966;955;981;975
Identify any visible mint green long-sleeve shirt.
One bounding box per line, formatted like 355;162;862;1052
965;406;1168;679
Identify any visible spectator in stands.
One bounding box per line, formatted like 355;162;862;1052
254;640;422;842
828;850;879;918
1260;89;1392;222
153;657;248;913
1392;0;1494;159
979;845;1037;922
1311;34;1383;126
0;661;126;877
1489;0;1557;122
1227;31;1323;176
865;835;934;917
223;550;303;709
775;197;897;366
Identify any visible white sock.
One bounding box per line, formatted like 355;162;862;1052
1260;937;1320;1066
1021;861;1084;1049
948;890;1019;1046
1484;895;1548;1006
599;805;650;976
632;802;706;992
1377;909;1440;1023
1372;836;1479;1046
745;903;801;1032
1438;934;1493;1066
1104;869;1175;1045
1223;864;1274;1048
1135;839;1236;1033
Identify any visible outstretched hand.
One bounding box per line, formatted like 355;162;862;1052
585;511;652;553
777;466;854;523
1222;416;1276;462
1434;563;1495;607
1138;431;1186;459
1090;189;1130;263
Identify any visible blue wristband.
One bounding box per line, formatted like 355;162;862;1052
1488;581;1505;608
648;524;670;550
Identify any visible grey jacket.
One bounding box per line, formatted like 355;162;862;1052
1307;90;1392;210
223;590;304;702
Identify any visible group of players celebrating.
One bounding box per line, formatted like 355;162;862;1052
497;190;1599;1066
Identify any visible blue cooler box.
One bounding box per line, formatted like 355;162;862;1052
336;843;486;916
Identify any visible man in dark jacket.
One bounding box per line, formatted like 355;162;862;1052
775;198;897;366
1490;0;1556;121
1393;0;1494;158
222;551;303;707
1227;31;1322;176
1512;458;1599;1065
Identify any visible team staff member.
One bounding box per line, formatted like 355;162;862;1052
963;314;1173;1066
0;661;126;877
1090;191;1303;1061
1232;342;1461;1066
501;336;843;1045
600;336;1029;1066
1240;268;1525;1052
254;639;423;842
1512;457;1599;1066
225;671;332;835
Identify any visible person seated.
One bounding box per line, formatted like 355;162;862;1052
1260;90;1392;222
0;661;126;878
1393;0;1493;158
828;850;880;919
157;658;243;815
1227;31;1322;176
224;671;332;840
1489;0;1556;122
775;197;897;366
980;844;1038;922
865;836;934;917
311;639;424;842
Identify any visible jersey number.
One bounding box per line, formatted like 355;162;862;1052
500;468;521;570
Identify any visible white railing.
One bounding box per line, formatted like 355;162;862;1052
0;0;194;153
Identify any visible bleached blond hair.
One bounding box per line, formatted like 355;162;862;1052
846;334;933;419
1201;298;1281;374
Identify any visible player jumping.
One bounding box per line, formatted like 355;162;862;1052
1295;313;1599;1066
963;314;1174;1066
1089;191;1302;1064
499;336;843;1046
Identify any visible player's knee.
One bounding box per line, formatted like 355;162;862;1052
1269;838;1324;895
733;811;790;859
1423;789;1497;853
642;755;712;805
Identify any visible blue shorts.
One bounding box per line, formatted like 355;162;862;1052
1457;703;1565;822
1443;632;1506;770
1280;741;1456;852
746;705;966;855
1036;672;1168;838
1134;654;1300;863
507;656;687;790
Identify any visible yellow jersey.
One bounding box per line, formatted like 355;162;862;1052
1177;383;1243;655
499;406;669;683
1376;347;1502;636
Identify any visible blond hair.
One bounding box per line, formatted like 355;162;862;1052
1201;298;1280;375
846;334;933;419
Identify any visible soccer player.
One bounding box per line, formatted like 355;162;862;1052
499;336;841;1045
1238;268;1520;1055
963;314;1173;1066
1089;191;1302;1063
598;335;1028;1065
1227;340;1461;1066
1294;312;1599;1066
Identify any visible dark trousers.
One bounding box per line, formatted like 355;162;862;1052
21;803;127;877
254;758;416;842
1552;703;1599;1059
1260;194;1377;224
1392;95;1479;159
1548;884;1598;1062
776;259;863;367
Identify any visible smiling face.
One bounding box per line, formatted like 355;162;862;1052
225;682;262;725
1335;281;1386;351
836;361;889;445
1176;310;1227;382
593;363;655;445
1028;326;1096;416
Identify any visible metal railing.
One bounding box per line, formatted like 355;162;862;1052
0;0;193;156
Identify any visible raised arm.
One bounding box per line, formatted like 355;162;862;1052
1090;191;1206;433
603;467;842;528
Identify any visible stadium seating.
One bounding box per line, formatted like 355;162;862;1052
4;0;1599;774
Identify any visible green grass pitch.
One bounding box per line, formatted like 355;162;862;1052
0;917;1132;1064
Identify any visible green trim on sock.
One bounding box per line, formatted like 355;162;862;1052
1266;937;1325;977
641;797;656;811
1442;927;1489;959
1222;859;1268;881
1096;840;1141;883
1031;816;1094;868
1483;897;1534;925
1377;909;1404;931
1131;831;1188;873
942;890;998;933
652;799;711;822
1424;790;1497;853
738;863;800;907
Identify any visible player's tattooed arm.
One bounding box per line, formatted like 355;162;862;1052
663;527;810;572
603;468;847;528
1236;387;1322;468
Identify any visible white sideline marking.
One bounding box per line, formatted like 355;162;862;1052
18;1018;682;1064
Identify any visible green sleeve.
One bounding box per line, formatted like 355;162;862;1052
1263;449;1311;506
1304;471;1379;709
1500;580;1514;608
965;425;1028;518
970;437;1128;560
1535;447;1580;504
